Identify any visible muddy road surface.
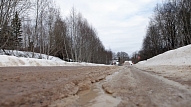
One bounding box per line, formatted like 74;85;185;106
0;66;120;107
1;66;191;107
103;66;191;107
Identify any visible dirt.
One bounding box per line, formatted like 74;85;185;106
102;66;191;107
79;78;121;107
77;84;99;106
0;66;120;107
1;65;191;107
135;65;191;87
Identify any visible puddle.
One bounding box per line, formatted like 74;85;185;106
78;71;121;107
78;83;99;106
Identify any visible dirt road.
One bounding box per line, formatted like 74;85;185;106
102;66;191;107
0;66;120;107
1;66;191;107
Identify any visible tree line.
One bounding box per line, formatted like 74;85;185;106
0;0;112;64
131;0;191;63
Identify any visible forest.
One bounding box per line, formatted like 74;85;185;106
131;0;191;63
0;0;115;64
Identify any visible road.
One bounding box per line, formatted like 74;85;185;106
1;66;191;107
0;66;119;107
102;66;191;107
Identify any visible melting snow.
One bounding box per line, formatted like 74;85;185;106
137;44;191;66
0;50;108;67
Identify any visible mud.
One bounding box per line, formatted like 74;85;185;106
102;66;191;107
135;65;191;87
0;66;120;107
1;65;190;107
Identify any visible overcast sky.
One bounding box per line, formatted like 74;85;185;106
56;0;162;55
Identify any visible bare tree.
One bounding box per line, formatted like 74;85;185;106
0;0;31;51
137;0;191;61
0;1;114;64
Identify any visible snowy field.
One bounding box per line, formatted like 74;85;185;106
0;50;107;67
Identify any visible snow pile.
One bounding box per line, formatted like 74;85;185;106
0;50;63;61
137;45;191;66
0;50;107;67
0;55;107;67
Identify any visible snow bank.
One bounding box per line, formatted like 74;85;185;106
0;50;63;61
137;45;191;66
0;50;109;67
0;55;107;67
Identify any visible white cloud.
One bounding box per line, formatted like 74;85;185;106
56;0;162;55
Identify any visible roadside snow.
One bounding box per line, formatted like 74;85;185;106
0;50;63;61
137;44;191;66
0;50;108;67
